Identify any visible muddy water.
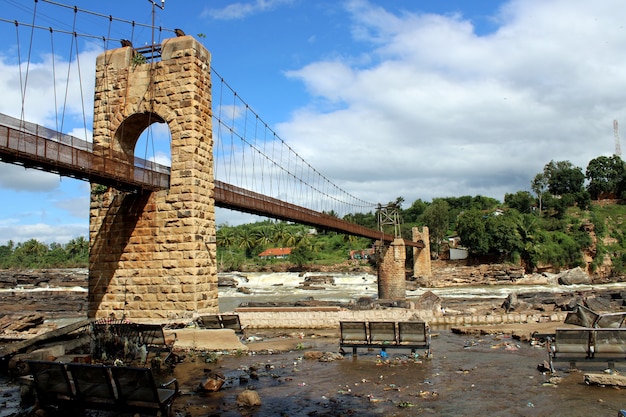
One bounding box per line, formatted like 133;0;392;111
169;330;626;417
4;329;625;416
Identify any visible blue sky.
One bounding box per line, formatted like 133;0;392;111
0;0;624;244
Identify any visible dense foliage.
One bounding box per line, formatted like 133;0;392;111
1;155;625;275
0;237;88;269
216;220;373;271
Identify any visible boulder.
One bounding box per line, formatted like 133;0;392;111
217;276;239;288
198;373;225;392
237;389;262;407
415;291;442;311
302;275;335;285
515;273;557;285
585;296;612;312
557;267;591;285
303;351;324;360
502;293;518;313
319;352;344;362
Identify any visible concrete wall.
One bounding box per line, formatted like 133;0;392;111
234;308;568;329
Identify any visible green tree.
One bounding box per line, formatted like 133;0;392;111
289;245;313;267
531;173;549;213
504;191;535;214
516;213;540;271
13;239;48;268
343;212;377;230
586;155;626;199
216;226;236;247
236;227;257;258
0;240;15;268
45;242;68;267
543;160;585;196
485;211;523;259
254;226;275;248
66;236;88;262
456;209;490;256
403;199;427;223
421;199;451;258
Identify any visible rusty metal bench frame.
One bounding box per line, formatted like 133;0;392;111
339;320;431;357
196;314;244;333
27;360;179;416
91;321;177;365
548;327;626;369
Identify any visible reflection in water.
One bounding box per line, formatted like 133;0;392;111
171;331;626;416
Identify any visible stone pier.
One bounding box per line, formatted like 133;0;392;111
377;238;407;300
88;36;217;321
413;226;432;280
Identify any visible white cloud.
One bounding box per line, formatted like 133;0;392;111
277;0;623;206
0;165;61;192
0;222;86;245
0;47;99;129
203;0;294;20
54;195;91;219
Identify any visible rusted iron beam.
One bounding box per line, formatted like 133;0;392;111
0;116;168;191
214;180;424;247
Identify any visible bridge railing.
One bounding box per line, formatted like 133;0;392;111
0;113;169;190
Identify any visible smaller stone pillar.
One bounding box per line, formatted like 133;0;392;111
413;226;432;279
377;238;406;300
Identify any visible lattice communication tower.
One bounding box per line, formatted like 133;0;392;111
614;119;622;157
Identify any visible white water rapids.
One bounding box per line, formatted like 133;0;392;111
216;271;626;312
2;271;625;313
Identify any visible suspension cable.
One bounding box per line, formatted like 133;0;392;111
40;0;176;35
211;67;377;212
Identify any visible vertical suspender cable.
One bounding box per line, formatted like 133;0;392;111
19;0;38;126
59;6;78;135
49;27;59;137
73;31;89;144
15;21;24;136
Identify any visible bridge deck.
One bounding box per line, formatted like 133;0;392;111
0;114;169;191
0;113;423;246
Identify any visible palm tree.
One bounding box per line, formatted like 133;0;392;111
236;228;257;258
66;236;88;258
217;227;236;247
272;222;290;245
254;226;275;248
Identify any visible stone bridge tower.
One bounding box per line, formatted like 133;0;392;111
88;36;216;321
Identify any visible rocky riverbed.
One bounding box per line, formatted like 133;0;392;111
2;267;626;417
2;266;626;340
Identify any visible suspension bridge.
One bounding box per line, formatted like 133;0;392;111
0;1;430;321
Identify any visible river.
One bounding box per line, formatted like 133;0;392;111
217;271;626;312
3;272;626;416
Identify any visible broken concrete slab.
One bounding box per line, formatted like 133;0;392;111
173;328;248;351
584;372;626;388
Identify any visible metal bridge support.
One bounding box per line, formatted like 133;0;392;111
88;36;216;321
412;226;432;281
377;238;407;300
